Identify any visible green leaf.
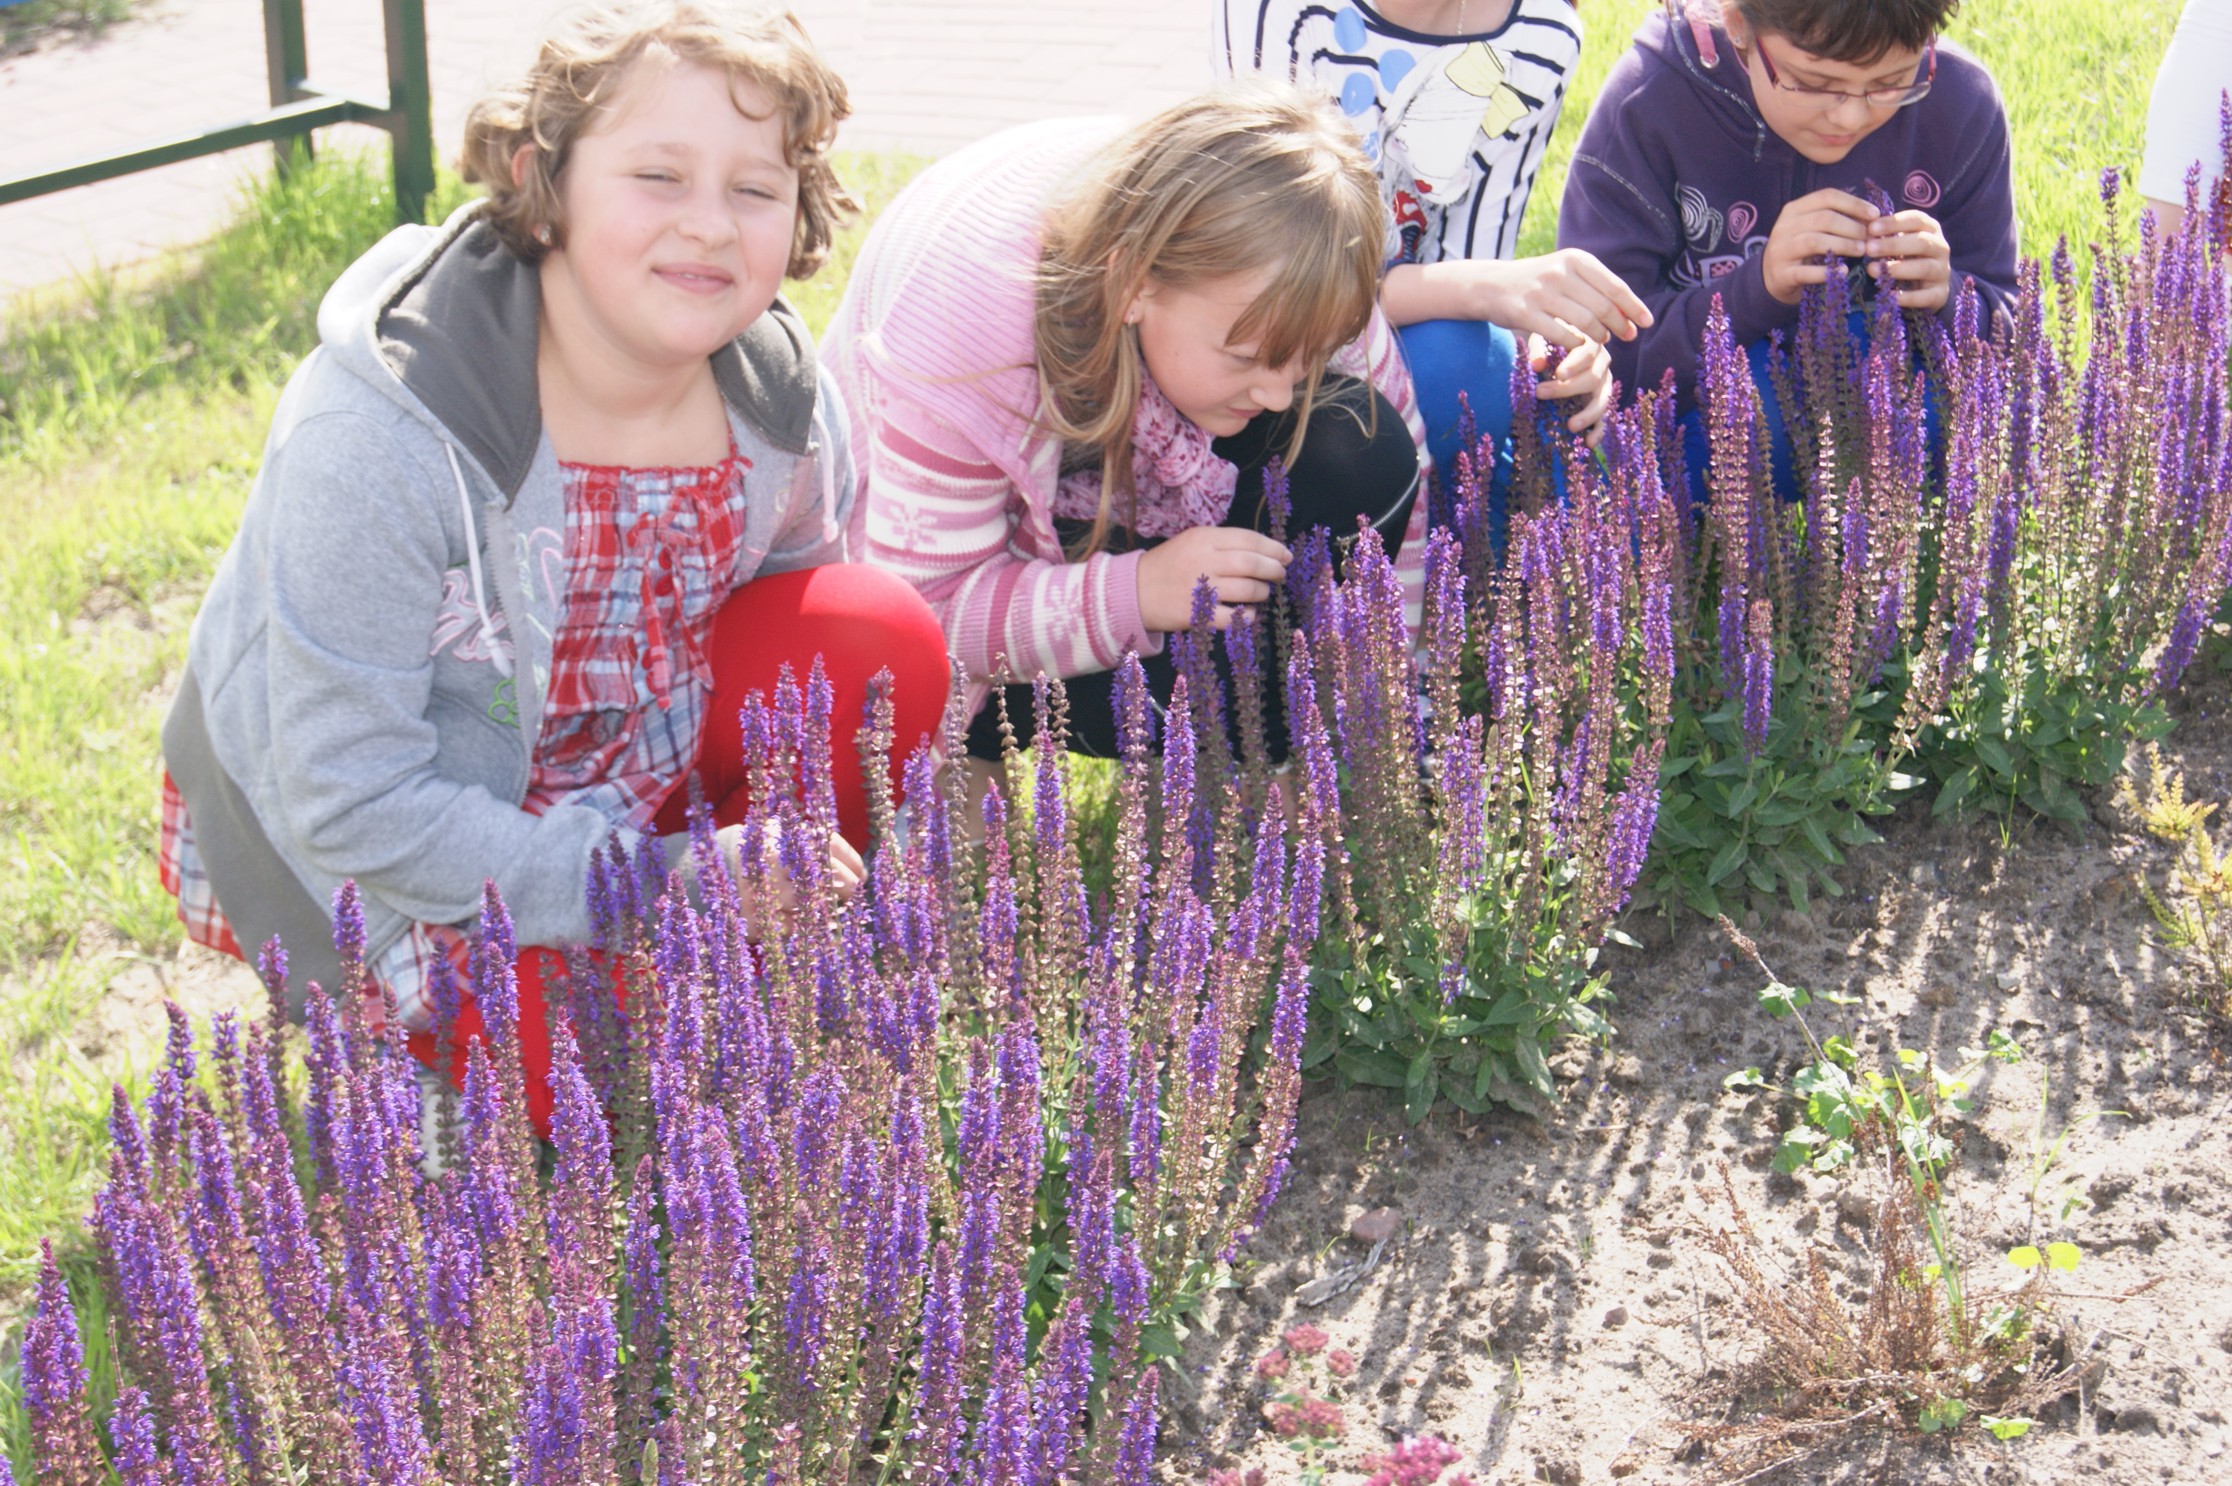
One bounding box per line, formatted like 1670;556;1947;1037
1139;1322;1182;1361
1983;1416;2033;1441
1440;1077;1493;1116
1758;982;1811;1018
1798;812;1844;866
1934;766;1978;818
2006;1245;2042;1270
1481;988;1536;1028
1975;737;2016;778
1919;1397;1970;1434
1722;1066;1767;1092
1335;1049;1410;1090
1513;1031;1554;1095
1727;778;1759;816
1404;1067;1439;1124
2033;774;2088;824
2045;1242;2081;1273
1835;814;1884;847
1706;838;1748;887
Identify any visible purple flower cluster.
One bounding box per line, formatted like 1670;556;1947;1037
50;653;1318;1485
1279;414;1674;1112
1669;166;2229;763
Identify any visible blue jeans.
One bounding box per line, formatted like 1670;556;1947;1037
1398;317;1516;534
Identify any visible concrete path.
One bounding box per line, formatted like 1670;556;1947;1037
0;0;1209;301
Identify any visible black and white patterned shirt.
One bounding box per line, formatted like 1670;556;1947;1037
1213;0;1582;265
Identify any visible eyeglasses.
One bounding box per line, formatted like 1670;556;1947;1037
1749;34;1936;110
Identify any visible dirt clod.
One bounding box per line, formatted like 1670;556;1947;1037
1348;1207;1401;1246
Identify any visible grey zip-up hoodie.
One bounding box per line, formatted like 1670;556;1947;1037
164;201;854;1004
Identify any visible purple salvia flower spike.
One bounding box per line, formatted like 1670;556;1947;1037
24;1240;103;1486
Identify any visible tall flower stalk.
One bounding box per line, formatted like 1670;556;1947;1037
1283;420;1673;1119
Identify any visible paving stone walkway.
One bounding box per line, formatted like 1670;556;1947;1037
0;0;1207;300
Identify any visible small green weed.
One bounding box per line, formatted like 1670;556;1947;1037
2138;818;2232;1018
1682;924;2085;1477
2114;742;2217;842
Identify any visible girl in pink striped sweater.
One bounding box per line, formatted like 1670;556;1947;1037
821;82;1432;759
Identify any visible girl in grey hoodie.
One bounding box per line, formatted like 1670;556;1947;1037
159;1;949;1128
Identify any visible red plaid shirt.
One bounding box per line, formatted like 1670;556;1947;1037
159;450;751;1028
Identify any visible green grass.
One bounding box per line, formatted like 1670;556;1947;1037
0;0;137;56
0;0;2189;1458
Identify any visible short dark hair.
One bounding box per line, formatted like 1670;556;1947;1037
1724;0;1959;64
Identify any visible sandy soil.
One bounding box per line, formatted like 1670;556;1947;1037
1163;660;2232;1486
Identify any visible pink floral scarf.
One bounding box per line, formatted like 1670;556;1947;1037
1049;376;1239;541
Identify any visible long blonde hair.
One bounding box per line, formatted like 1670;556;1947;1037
1034;81;1385;558
459;0;856;278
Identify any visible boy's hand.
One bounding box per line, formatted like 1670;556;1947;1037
1531;335;1614;439
1865;209;1952;313
1472;249;1654;347
1761;189;1880;304
1137;524;1292;631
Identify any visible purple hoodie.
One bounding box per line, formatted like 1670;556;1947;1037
1558;4;2017;405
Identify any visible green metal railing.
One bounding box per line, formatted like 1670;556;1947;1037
0;0;434;224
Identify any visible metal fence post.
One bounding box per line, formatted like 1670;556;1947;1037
381;0;435;224
1;0;434;227
263;0;312;172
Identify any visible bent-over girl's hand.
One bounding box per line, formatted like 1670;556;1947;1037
1137;524;1293;631
1531;334;1615;438
1865;209;1953;313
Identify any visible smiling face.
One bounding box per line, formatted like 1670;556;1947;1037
1130;266;1311;439
539;54;800;374
1729;24;1932;165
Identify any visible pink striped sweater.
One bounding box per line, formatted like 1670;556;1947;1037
821;118;1431;713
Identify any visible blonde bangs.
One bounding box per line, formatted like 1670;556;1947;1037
1222;206;1378;375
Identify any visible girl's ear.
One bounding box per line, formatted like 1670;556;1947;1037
510;143;537;191
1121;277;1156;326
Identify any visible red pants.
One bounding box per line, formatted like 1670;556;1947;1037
406;564;949;1131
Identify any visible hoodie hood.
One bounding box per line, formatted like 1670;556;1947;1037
316;200;822;510
1635;3;1796;162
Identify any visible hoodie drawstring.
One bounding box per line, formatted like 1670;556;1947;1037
446;443;515;680
815;403;842;547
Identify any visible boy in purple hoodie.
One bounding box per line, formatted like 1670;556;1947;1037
1557;0;2017;412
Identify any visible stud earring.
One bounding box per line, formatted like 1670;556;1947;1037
533;224;554;246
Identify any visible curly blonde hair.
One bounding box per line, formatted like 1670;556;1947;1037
1035;80;1385;559
459;0;856;277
